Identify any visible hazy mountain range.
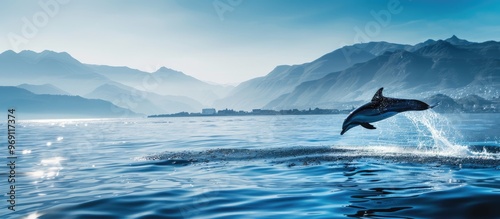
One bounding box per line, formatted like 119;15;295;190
0;50;230;118
86;65;233;106
223;35;499;110
0;35;498;118
0;86;137;119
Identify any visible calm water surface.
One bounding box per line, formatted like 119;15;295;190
2;112;500;218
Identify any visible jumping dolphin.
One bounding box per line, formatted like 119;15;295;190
341;87;435;135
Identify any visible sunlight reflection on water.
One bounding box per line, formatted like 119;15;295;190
28;157;65;181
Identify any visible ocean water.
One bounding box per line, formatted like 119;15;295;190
2;112;500;219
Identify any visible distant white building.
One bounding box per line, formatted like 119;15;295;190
202;108;216;115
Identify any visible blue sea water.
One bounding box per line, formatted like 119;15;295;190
2;112;500;218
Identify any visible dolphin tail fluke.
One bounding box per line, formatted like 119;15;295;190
360;123;376;130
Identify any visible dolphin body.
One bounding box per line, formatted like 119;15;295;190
341;87;435;135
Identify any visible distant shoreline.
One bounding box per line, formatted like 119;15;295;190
148;106;500;118
148;108;352;118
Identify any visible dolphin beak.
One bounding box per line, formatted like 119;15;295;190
340;128;346;135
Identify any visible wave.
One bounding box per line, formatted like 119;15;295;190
136;144;500;168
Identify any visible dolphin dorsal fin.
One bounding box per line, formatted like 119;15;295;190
371;87;384;102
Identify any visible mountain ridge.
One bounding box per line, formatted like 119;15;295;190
88;64;233;105
217;35;491;110
0;50;113;95
0;50;229;115
0;86;139;119
263;36;500;109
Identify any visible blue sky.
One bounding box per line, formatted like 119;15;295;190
1;0;499;84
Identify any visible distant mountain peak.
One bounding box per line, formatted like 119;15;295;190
42;50;71;57
156;66;179;73
156;66;171;72
444;35;472;45
154;66;185;75
18;49;58;56
153;66;197;80
39;50;78;61
7;50;82;64
1;50;16;55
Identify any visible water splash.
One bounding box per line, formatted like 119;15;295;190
403;110;467;155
